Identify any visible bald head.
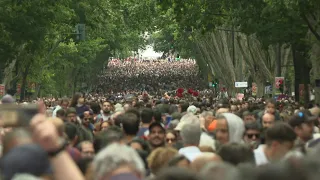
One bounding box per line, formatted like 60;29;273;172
262;113;276;129
191;153;222;172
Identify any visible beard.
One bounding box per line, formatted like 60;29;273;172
103;109;110;114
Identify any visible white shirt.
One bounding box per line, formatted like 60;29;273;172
52;105;61;118
179;146;202;162
199;132;216;151
254;145;269;166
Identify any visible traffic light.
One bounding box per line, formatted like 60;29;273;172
212;79;219;87
175;54;180;61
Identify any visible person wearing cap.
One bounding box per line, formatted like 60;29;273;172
288;111;316;149
148;122;166;150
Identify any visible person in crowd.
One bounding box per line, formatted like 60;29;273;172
137;108;154;138
288;111;315;150
190;152;222;172
77;141;95;158
147;147;178;177
217;142;255;166
148;122;166;150
254;123;296;166
100;121;112;131
165;130;177;147
242;111;256;124
200;162;240;180
120;113;140;144
81;111;95;132
243;123;261;149
168;154;190;168
66;108;78;124
178;123;202;162
93;126;124;152
215;113;245;148
52;98;69;117
175;113;216;151
56;109;66;121
96;101;114;122
93;143;145;180
262;113;276;129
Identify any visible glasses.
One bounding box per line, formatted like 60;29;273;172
166;138;176;143
246;133;260;139
84;118;92;121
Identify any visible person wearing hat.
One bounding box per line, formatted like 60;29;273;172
148;122;166;150
288;111;316;150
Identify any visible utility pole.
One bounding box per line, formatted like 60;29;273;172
276;43;281;77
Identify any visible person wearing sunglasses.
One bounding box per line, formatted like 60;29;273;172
166;131;177;147
243;123;261;150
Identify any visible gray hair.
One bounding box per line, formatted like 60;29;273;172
93;143;145;179
200;162;240;180
180;123;201;145
180;113;199;124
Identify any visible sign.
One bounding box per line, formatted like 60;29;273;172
0;84;5;98
252;83;257;96
275;77;284;95
235;82;248;88
265;85;272;94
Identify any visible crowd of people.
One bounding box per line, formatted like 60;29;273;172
1;92;320;180
96;59;207;94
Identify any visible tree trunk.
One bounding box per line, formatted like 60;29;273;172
20;61;32;102
310;42;320;104
292;43;311;105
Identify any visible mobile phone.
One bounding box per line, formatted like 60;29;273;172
0;104;39;127
165;115;173;126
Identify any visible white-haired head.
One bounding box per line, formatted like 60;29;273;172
93;143;145;180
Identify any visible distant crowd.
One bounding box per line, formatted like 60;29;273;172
96;59;207;94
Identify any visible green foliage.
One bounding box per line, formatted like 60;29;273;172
0;0;156;98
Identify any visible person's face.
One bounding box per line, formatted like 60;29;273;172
243;129;261;145
296;122;314;141
81;143;95;158
103;102;112;113
123;104;131;111
67;113;77;123
243;115;256;124
130;142;143;151
148;126;165;148
262;115;275;129
61;101;69;110
166;132;176;146
101;122;110;131
266;103;276;114
178;105;182;113
83;112;92;126
215;119;229;145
